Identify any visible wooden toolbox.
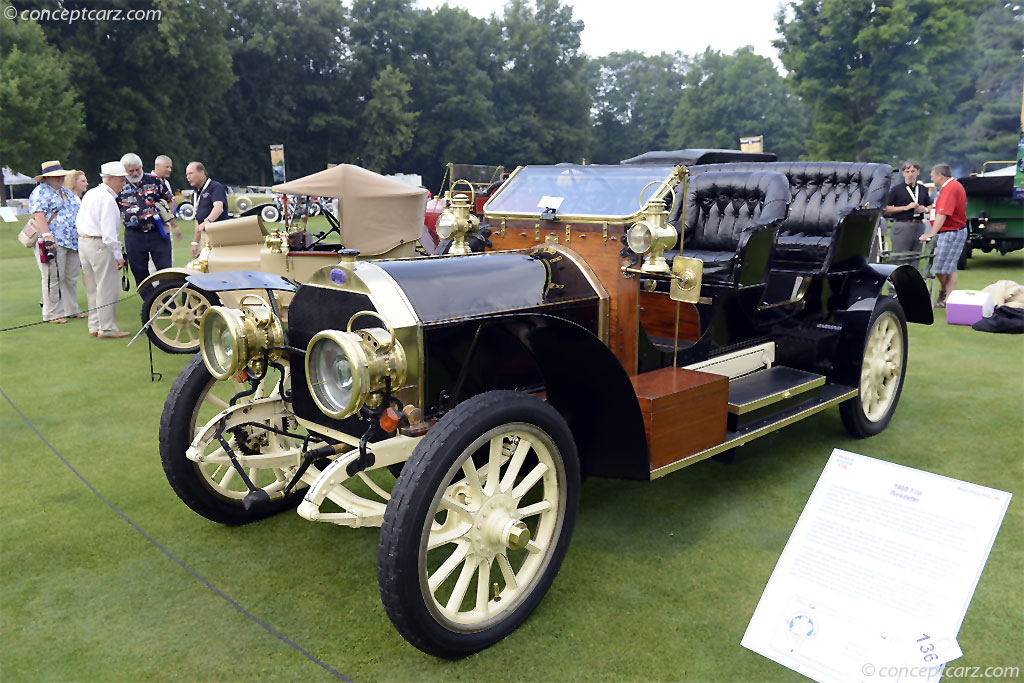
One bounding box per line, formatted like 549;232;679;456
630;366;730;470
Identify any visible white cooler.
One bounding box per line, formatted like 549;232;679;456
945;290;995;326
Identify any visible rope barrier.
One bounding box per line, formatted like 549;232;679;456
0;292;141;333
0;386;351;681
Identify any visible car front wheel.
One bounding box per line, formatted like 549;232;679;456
378;390;579;658
159;355;308;524
839;296;908;438
178;202;195;221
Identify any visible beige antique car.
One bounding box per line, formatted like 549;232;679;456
138;164;427;353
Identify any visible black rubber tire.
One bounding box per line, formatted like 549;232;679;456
378;390;579;658
839;297;909;438
141;281;219;355
159;355;305;525
260;204;281;223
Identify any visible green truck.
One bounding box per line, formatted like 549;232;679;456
958;161;1023;267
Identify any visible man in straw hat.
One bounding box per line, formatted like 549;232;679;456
76;162;131;338
28;160;83;323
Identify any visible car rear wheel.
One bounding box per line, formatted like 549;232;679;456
839;296;908;438
178;202;195;221
159;355;307;525
142;280;218;354
236;197;252;212
378;390;579;658
260;204;281;223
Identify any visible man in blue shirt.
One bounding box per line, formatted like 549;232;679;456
185;161;228;259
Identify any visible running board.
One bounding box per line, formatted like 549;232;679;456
727;366;824;430
649;383;858;480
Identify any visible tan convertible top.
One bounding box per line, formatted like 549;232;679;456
273;164;427;256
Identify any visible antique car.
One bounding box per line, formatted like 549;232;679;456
225;186;283;222
137;164;427;353
423;162;506;253
158;160;932;658
172;189;195;220
957;161;1023;267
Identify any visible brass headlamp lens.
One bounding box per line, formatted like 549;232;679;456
627;221;654;254
306;332;366;419
305;323;407;420
436;210;456;240
199;298;284;380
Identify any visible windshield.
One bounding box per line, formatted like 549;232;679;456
450;163;504;190
484;165;679;219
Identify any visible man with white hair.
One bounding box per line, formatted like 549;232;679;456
117;152;175;296
77;162;131;338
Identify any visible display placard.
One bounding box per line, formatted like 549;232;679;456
742;449;1011;683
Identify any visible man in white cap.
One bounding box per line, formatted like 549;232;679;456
77;162;131;338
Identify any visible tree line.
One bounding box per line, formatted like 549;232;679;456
1;0;1020;198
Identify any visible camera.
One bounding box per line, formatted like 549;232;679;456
38;239;57;264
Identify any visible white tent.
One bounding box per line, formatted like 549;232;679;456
3;167;35;185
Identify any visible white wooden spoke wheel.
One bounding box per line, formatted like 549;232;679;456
859;309;904;422
840;297;909;438
378;390;579;658
159;356;308;524
143;282;217;354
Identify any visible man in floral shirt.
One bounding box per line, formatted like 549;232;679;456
117;152;175;297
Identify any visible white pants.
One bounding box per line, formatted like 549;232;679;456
79;238;122;334
36;244;81;321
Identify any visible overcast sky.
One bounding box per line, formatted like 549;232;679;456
415;0;787;66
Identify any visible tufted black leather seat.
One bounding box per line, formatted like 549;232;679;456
682;162;892;273
666;170;790;287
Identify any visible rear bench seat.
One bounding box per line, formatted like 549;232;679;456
679;162;892;274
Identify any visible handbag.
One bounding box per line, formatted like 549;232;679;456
17;219;38;247
17;208;59;248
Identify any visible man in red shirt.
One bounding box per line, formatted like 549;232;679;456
920;164;967;307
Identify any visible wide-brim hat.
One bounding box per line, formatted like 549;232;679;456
100;161;128;177
34;160;74;182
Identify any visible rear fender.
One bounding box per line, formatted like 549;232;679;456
838;263;933;325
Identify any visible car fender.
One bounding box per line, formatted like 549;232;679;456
837;263;933;325
458;313;650;481
137;268;197;292
830;263;928;386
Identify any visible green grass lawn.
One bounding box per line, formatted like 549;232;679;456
1;215;1021;681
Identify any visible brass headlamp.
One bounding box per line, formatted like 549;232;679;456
200;295;285;380
305;311;407;420
627;195;677;273
437;180;480;255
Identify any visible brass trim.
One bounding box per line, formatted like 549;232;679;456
649;387;859;480
565;225;571;243
602;223;608;242
540;244;610;344
499;218;506;237
728;375;826;415
534;223;540;241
